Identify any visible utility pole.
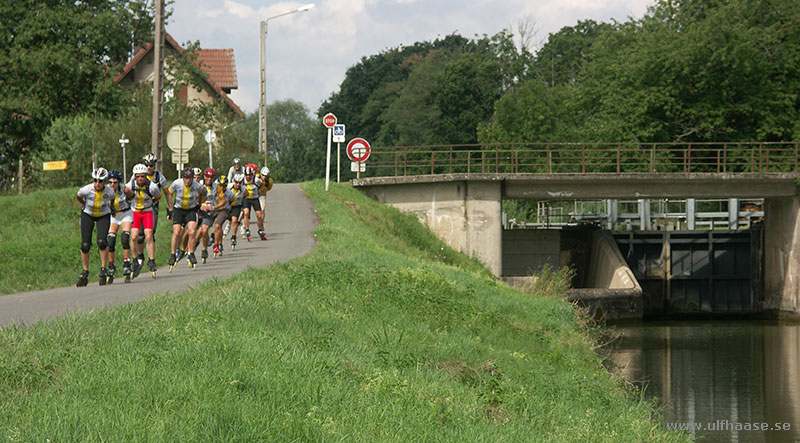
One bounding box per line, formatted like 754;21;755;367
259;20;268;167
151;0;165;163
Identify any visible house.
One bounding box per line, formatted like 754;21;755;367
114;32;244;117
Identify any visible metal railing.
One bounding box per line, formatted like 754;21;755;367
363;142;800;177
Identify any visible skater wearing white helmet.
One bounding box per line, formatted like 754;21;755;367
124;163;162;279
75;167;116;287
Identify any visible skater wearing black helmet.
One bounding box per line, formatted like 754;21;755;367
166;167;206;271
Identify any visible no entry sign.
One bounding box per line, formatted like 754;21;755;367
347;138;371;162
322;113;337;128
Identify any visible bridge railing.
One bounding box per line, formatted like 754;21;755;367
363;142;800;177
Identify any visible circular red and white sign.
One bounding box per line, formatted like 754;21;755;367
347;138;371;162
322;113;337;128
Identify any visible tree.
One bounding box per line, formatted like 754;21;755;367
0;0;153;188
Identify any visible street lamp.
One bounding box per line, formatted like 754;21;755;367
259;3;315;167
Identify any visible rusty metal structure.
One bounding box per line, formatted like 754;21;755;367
364;142;800;177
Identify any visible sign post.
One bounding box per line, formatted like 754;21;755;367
333;124;345;182
166;125;194;177
322;113;337;191
346;137;371;180
119;134;129;182
205;129;216;169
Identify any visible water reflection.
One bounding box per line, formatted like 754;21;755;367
606;321;800;442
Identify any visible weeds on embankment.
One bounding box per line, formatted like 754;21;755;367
0;181;687;441
0;188;175;293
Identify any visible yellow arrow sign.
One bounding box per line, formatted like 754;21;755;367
42;161;68;171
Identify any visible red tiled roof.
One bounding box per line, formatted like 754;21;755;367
113;32;243;116
193;49;238;91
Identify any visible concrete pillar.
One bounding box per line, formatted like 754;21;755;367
607;199;618;230
359;181;503;277
764;195;800;313
465;182;503;277
728;198;739;230
687;198;696;230
639;199;651;230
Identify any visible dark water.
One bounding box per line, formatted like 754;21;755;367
605;321;800;442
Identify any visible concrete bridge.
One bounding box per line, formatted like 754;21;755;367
353;158;800;316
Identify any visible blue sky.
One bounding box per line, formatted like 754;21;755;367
168;0;653;116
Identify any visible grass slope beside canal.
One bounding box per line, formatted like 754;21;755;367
0;181;686;441
0;188;175;294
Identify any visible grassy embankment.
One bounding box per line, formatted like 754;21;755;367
0;181;687;441
0;188;178;294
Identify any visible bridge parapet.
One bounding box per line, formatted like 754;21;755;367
360;142;799;177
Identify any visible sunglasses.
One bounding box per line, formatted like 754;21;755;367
109;180;119;184
93;179;105;183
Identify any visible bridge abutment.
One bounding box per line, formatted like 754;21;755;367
359;181;503;276
764;195;800;314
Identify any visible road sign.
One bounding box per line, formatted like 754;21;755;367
204;129;216;144
166;125;194;152
350;161;365;172
322;113;337;128
333;124;345;143
171;153;189;164
42;161;67;171
347;138;371;162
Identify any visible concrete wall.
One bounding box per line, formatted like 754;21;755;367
764;196;800;313
502;230;560;276
360;181;503;276
585;230;641;291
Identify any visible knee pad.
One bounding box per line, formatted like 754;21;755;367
138;232;144;245
107;233;117;252
97;237;108;250
121;232;131;250
80;242;91;253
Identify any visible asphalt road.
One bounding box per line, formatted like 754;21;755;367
0;183;317;328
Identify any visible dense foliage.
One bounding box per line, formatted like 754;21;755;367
319;0;799;151
0;0;154;188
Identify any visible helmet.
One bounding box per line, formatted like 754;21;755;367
245;163;258;172
142;153;157;166
181;167;195;178
233;173;245;183
233;158;241;165
244;166;255;175
260;167;270;176
92;167;109;181
217;175;227;185
132;163;148;175
203;168;215;178
108;169;123;180
192;167;202;177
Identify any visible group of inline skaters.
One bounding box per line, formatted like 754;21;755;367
76;155;273;287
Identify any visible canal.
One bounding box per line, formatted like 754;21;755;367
606;320;800;442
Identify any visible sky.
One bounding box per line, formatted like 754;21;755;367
167;0;655;117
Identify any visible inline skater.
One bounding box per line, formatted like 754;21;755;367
106;169;133;283
135;154;168;265
256;166;274;240
176;166;204;262
166;167;205;271
125;163;162;279
227;158;244;183
241;166;266;241
212;175;234;258
226;173;245;250
195;168;220;263
75;168;116;287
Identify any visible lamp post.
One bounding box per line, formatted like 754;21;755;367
119;134;130;182
259;3;314;168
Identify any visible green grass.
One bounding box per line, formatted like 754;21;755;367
0;188;176;294
0;181;687;441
